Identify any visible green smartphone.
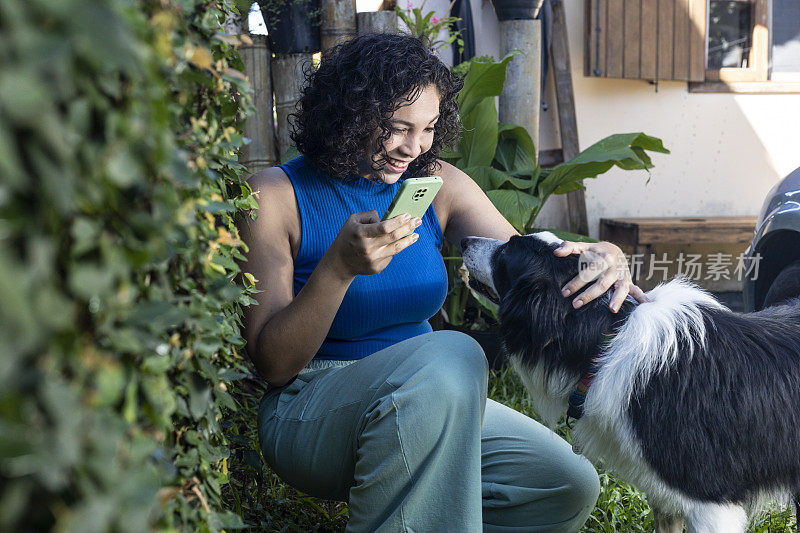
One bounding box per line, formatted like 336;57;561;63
381;176;443;236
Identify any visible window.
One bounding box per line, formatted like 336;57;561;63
771;0;800;80
696;0;800;90
705;0;768;81
583;0;800;92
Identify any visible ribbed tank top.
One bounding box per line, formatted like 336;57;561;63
277;155;449;360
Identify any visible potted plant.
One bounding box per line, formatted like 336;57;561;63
437;54;670;367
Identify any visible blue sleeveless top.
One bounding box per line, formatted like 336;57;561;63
278;155;449;360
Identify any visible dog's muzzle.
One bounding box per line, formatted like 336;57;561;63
460;237;503;304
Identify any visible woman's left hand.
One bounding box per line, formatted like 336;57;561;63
553;240;649;313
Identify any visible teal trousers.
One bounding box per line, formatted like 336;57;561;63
258;330;600;532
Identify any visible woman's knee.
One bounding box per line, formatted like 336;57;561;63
483;453;600;532
560;454;601;514
403;330;489;391
381;331;489;431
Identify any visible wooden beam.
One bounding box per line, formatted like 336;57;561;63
550;0;589;235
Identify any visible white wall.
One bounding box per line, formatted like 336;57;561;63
562;0;800;238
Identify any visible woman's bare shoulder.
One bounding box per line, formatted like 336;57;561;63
431;159;472;233
247;166;293;199
243;166;300;258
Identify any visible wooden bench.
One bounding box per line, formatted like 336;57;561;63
599;216;758;284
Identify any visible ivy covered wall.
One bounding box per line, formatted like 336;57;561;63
0;0;261;529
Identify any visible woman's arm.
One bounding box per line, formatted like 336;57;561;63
435;161;520;246
434;160;647;313
238;168;420;386
237;169;348;386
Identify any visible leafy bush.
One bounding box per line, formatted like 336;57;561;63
445;54;670;234
0;0;259;530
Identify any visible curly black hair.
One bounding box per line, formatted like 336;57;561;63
289;33;463;183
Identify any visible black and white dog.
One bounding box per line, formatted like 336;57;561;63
461;232;800;532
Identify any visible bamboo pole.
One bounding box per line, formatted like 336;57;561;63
321;0;357;51
356;10;399;35
224;10;278;172
240;35;279;172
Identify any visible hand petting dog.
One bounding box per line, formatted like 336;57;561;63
553;240;649;313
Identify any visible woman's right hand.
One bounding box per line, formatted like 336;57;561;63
324;210;422;279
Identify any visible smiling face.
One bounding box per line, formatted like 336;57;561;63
363;84;441;183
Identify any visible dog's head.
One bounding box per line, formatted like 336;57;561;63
461;232;634;378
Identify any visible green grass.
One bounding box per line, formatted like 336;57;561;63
222;368;797;532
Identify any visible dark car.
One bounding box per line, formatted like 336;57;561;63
743;166;800;312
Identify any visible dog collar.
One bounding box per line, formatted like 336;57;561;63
566;332;616;424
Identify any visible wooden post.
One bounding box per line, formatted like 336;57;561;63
224;10;278;172
550;0;589;235
273;53;313;161
240;35;279;173
498;19;541;154
357;10;399;35
321;0;357;51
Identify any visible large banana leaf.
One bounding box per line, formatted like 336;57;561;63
495;123;537;172
463;165;535;192
457;52;519;119
538;133;669;198
486;189;542;232
461;166;504;190
459;97;498;167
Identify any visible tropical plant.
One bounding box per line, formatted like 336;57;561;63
444;54;670;234
395;0;464;54
439;54;670;326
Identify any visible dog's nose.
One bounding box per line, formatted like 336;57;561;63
460;238;470;252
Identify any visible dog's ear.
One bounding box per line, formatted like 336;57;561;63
499;274;569;361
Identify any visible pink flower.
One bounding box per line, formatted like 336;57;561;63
406;2;412;8
431;16;439;23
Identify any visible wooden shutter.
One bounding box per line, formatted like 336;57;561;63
584;0;707;82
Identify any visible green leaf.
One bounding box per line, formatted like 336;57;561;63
142;354;173;374
459;98;497;167
282;144;301;162
123;377;138;424
539;132;669;198
552;180;584;194
485;190;541;233
461;166;502;190
496;123;537;171
70;218;101;256
216;510;247;529
106;147;143;187
457;52;520;119
188;375;212;419
128;301;190;330
461;165;532;191
67;263;115;300
93;364;125;407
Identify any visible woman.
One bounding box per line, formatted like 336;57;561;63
240;33;646;532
